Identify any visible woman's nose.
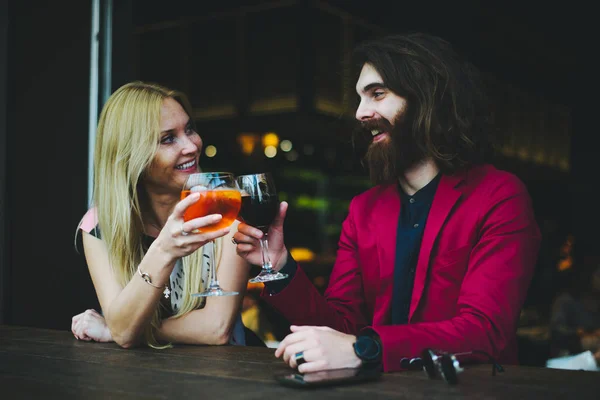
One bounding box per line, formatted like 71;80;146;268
181;135;199;154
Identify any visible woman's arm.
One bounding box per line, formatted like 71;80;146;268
83;231;175;348
157;222;250;345
84;193;231;348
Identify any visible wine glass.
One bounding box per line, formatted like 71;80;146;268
236;172;288;283
181;172;242;297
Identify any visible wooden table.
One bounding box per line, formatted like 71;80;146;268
1;325;599;399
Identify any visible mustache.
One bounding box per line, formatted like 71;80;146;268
358;118;393;133
351;117;394;155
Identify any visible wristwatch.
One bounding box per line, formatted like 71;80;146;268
353;334;383;366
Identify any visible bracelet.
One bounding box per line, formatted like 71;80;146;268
137;266;171;299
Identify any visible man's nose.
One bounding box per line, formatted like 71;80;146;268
355;101;375;121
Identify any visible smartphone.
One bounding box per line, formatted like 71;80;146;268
274;367;382;389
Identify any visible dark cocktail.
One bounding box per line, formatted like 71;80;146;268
236;173;288;283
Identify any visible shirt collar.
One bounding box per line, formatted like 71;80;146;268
399;172;442;204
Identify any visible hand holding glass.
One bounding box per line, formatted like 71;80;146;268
237;173;288;283
181;172;241;297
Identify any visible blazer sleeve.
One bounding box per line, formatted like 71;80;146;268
260;198;369;334
370;177;541;372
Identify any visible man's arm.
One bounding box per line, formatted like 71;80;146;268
261;198;369;334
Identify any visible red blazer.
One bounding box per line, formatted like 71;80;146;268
262;164;541;372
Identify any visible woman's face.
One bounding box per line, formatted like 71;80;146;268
143;97;202;196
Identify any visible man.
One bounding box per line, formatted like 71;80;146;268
233;32;541;373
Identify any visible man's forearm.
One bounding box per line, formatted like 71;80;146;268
263;251;297;294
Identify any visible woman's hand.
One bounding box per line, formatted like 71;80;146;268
153;192;232;262
233;201;289;270
71;309;113;342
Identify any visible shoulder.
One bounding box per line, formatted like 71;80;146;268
462;164;529;198
80;207;100;236
461;165;538;234
350;183;397;209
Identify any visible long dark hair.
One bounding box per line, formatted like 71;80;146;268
353;32;494;174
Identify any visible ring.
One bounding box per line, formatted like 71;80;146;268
294;351;306;366
231;237;238;245
181;224;189;236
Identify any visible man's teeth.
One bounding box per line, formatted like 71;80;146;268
176;161;194;170
371;129;381;136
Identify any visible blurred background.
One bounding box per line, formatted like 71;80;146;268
0;0;593;367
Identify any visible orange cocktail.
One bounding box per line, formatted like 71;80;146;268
181;189;241;232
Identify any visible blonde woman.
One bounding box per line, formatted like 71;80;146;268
71;81;258;348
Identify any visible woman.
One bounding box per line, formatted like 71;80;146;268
72;81;255;348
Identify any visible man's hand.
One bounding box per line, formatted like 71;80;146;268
275;325;362;373
71;309;113;342
233;201;289;270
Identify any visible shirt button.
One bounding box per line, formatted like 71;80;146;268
409;198;415;204
410;268;415;274
413;223;419;228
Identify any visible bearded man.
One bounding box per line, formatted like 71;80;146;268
234;32;541;373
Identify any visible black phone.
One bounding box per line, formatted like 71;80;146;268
274;367;382;389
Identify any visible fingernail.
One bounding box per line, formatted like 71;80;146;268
214;214;222;221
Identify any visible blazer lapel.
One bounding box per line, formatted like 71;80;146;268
409;172;464;319
373;185;401;324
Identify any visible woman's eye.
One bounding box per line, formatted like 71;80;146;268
160;135;175;144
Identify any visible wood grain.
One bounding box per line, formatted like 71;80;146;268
1;325;598;399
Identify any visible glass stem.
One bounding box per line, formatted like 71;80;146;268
207;240;220;289
260;234;274;273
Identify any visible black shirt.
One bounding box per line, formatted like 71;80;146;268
391;173;441;324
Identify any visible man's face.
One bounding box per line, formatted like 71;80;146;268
355;63;422;182
355;63;407;144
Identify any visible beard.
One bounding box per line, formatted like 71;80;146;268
359;112;425;184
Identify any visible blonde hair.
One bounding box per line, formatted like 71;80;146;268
86;81;220;347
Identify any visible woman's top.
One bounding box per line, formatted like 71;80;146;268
80;207;246;345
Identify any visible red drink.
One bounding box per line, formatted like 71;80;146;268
238;194;279;233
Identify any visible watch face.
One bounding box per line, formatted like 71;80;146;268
354;336;381;362
355;337;368;353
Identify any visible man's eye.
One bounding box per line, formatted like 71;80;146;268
373;91;385;98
